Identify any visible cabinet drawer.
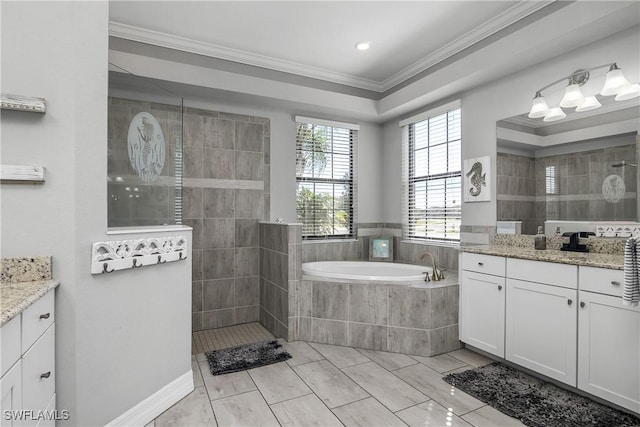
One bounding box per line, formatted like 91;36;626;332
462;253;505;276
579;266;624;297
507;258;577;289
22;291;54;354
1;315;20;377
22;324;55;417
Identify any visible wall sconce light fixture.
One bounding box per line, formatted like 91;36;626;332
528;63;640;122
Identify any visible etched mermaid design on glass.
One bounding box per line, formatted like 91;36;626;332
127;112;166;183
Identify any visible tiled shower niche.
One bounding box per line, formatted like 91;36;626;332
185;108;270;332
498;137;637;235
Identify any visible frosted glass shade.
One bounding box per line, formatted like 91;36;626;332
528;94;549;118
543;107;566;122
615;83;640;101
559;84;585;108
601;68;631;96
575;96;602;112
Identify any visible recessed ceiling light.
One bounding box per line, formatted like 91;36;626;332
355;41;370;51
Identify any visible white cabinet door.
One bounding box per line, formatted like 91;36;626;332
506;278;577;386
1;361;22;427
578;291;640;414
460;270;505;357
22;324;55;425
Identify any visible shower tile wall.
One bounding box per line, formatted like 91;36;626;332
498;143;637;234
185;107;270;332
259;223;301;340
496;153;540;235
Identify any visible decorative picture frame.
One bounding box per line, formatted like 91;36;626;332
463;156;491;202
369;236;393;262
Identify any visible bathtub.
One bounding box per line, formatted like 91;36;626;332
302;261;430;282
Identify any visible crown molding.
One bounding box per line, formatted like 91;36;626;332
109;1;551;94
380;1;554;91
108;21;382;92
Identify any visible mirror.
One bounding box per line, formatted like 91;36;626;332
496;96;640;235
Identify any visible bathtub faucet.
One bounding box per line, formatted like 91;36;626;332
419;252;445;281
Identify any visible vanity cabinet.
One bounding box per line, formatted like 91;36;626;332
505;258;578;386
460;254;506;357
578;267;640;414
0;290;55;426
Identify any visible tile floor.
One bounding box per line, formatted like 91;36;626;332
192;323;274;354
151;324;524;426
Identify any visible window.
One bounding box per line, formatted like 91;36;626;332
402;103;461;242
295;116;358;239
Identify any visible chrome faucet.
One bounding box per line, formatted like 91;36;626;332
419;252;445;281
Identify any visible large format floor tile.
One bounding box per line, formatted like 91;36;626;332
356;348;418;371
270;394;343;427
279;340;325;367
394;363;485;415
332;397;407;427
396;401;472;427
155;387;217;427
210;390;280;427
448;348;494;367
308;342;370;368
411;353;469;373
199;361;256;400
342;361;428;412
248;362;312;404
461;405;526;426
293;360;369;408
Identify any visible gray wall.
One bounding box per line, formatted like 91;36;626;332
383;25;640;243
1;3;191;425
181;107;269;331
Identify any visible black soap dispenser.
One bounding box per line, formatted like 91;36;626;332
535;226;546;250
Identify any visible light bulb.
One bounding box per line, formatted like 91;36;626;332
559;84;585;108
575;95;602;112
601;64;631;96
615;83;640;101
528;92;549;118
543;107;566;122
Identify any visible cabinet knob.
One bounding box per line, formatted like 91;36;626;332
580;301;586;308
498;285;503;291
478;262;484;266
611;281;621;286
40;371;51;379
39;313;50;320
567;299;573;306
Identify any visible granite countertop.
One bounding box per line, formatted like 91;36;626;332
461;245;624;270
1;279;59;326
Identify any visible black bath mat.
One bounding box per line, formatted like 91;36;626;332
205;340;291;376
443;362;640;427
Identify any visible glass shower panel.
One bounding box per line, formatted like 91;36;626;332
107;96;183;227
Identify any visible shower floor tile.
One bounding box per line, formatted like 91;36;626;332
191;322;274;355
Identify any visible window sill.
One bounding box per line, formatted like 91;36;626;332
302;239;359;244
401;239;460;249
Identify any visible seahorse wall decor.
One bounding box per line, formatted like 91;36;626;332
463;156;491;202
466;161;486;196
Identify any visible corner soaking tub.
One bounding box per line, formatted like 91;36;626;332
302;261;430;282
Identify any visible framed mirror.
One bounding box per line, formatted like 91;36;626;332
496;96;640;235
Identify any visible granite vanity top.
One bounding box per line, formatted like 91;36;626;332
461;245;623;270
1;279;59;326
0;255;59;326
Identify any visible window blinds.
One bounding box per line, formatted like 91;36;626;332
295;118;357;239
402;107;461;242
